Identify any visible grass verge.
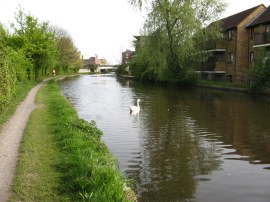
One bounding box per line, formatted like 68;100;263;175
11;79;134;201
197;79;248;89
0;80;36;128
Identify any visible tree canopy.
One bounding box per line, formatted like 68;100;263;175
130;0;226;83
8;8;82;80
0;8;82;111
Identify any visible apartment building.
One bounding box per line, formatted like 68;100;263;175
203;4;267;82
247;6;270;67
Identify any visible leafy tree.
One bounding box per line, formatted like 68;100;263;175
10;8;58;80
88;64;98;72
130;0;226;83
0;49;16;108
6;47;33;81
49;26;83;74
247;49;270;91
193;20;223;72
0;25;13;108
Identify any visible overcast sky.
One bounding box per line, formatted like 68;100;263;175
0;0;269;64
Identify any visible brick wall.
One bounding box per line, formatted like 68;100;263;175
237;5;266;82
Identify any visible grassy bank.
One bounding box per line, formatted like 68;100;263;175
11;80;134;201
196;79;270;95
0;80;36;128
197;79;248;89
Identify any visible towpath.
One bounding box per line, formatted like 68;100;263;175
0;82;44;202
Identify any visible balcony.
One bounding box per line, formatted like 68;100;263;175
254;32;270;46
205;39;226;50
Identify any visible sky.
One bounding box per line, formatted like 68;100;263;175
0;0;269;64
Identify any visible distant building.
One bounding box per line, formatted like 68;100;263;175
98;58;108;65
83;54;108;67
89;56;98;64
122;49;135;65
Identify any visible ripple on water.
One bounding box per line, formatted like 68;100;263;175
58;75;270;202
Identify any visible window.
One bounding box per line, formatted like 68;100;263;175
216;52;225;62
250;28;254;39
266;25;270;43
227;53;234;63
228;30;235;41
266;24;270;33
250;52;254;63
227;75;233;82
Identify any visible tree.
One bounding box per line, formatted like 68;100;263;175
10;8;58;80
49;25;83;74
130;0;226;83
247;48;270;91
88;64;98;72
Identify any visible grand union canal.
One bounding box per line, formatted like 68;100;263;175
58;74;270;202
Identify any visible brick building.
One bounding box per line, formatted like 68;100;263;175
247;6;270;67
121;49;135;65
84;55;108;67
202;4;268;82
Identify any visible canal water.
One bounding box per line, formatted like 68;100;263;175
58;74;270;202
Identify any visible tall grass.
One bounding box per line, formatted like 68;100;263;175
46;80;132;201
11;79;135;201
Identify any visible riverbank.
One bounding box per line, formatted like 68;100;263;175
9;79;135;201
196;79;250;93
196;79;270;95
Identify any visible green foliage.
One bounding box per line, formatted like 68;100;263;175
130;33;168;81
45;80;132;201
0;24;15;110
116;64;130;76
130;0;226;84
0;79;35;128
10;8;59;80
88;64;98;72
49;26;83;75
11;98;70;202
5;47;33;81
0;8;82;114
247;50;270;91
0;22;35;112
0;49;17;110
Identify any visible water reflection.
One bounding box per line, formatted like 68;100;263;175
59;75;270;202
184;89;270;167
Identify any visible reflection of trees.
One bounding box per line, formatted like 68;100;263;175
183;88;270;165
115;79;270;201
125;87;222;201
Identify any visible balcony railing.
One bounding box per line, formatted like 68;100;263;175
254;32;270;46
205;39;226;50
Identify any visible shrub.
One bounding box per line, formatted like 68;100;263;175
0;50;17;110
247;51;270;91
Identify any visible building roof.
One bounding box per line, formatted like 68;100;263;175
122;49;134;54
221;4;265;30
246;6;270;28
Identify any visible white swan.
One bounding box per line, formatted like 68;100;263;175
130;99;140;114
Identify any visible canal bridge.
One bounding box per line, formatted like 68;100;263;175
79;64;119;73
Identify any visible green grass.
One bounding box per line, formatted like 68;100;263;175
0;80;36;128
11;79;134;201
10;83;70;202
197;79;248;89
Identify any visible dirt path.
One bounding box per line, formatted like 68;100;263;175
0;82;44;202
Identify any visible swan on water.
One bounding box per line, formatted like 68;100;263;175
130;99;140;114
